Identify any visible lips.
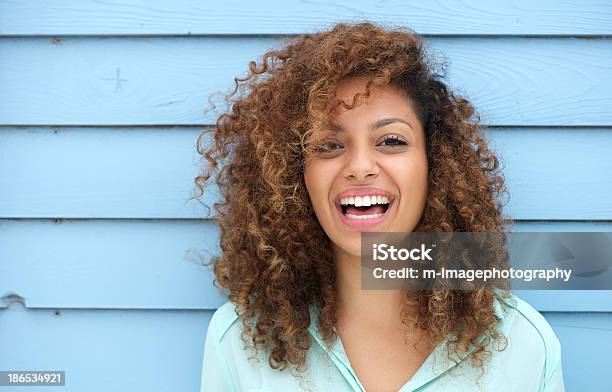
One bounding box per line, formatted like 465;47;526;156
333;187;396;230
333;186;396;206
335;198;394;229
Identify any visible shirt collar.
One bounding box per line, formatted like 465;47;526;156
307;294;507;391
307;306;368;391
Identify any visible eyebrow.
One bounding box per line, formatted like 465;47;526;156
327;117;414;133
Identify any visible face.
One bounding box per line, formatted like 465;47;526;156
304;78;429;258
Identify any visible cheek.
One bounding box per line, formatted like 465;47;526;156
387;153;429;195
304;162;331;210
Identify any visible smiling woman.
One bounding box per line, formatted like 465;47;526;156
304;79;428;239
195;22;564;392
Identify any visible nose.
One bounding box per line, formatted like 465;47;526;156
343;142;380;181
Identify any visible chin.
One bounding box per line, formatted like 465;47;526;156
331;238;362;258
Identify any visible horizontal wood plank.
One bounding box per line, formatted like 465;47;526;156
0;306;610;392
1;219;611;311
0;219;226;309
1;127;611;220
0;37;611;125
1;0;611;36
0;306;211;391
3;3;612;390
540;312;612;392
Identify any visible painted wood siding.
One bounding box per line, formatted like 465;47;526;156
1;1;611;391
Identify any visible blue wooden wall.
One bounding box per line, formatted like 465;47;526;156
1;1;611;391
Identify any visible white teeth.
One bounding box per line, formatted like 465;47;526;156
339;195;391;206
346;212;383;220
363;196;371;206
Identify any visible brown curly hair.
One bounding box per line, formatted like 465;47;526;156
194;21;512;376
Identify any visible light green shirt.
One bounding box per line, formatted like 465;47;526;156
201;293;564;391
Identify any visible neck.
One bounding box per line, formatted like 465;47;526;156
333;243;413;330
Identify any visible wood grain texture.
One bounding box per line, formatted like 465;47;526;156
1;219;611;311
1;37;611;126
541;312;612;392
2;4;612;389
0;306;212;392
1;0;611;36
1;127;611;220
0;219;225;309
0;306;609;392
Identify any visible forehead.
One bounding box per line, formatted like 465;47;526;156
334;78;400;98
305;78;422;149
329;78;417;122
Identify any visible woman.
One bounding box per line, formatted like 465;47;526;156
196;22;564;392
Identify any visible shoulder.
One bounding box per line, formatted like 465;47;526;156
203;301;286;391
497;292;562;382
499;292;561;357
207;300;241;344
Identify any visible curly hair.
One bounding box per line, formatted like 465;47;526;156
194;21;512;377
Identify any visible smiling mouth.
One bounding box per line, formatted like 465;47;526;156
334;196;395;229
340;202;390;217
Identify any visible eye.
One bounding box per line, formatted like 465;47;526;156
314;139;343;154
378;134;408;148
